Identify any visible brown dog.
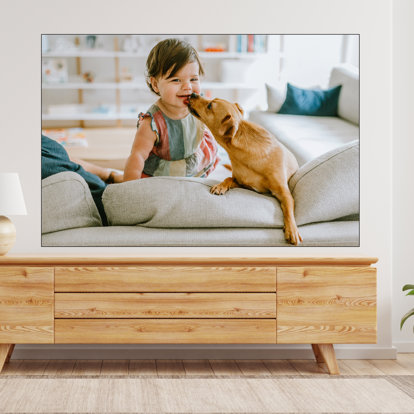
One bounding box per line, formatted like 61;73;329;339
188;93;302;245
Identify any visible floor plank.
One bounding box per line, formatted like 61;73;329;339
101;359;129;375
72;360;103;376
236;360;272;376
156;359;185;375
370;359;413;375
336;359;359;375
183;359;214;376
396;353;414;374
288;359;330;375
262;359;298;375
43;360;76;375
209;360;243;376
0;359;23;375
2;355;414;377
128;359;157;375
339;359;385;375
17;360;49;375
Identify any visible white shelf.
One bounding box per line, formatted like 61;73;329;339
42;82;259;90
42;51;266;59
42;35;270;124
42;112;139;121
42;82;144;90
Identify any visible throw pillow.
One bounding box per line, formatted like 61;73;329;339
42;171;103;234
265;83;287;112
278;83;342;116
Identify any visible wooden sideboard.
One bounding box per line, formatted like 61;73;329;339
0;256;377;375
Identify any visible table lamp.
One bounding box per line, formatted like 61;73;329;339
0;173;27;255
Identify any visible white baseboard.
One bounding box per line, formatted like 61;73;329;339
393;342;414;353
11;344;397;360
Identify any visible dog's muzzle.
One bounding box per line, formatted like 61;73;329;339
188;93;200;117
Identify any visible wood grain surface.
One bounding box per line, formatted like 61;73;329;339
55;266;276;292
55;293;276;318
0;267;54;343
55;319;277;344
277;266;377;343
0;256;378;266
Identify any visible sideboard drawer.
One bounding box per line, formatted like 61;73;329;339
277;266;377;344
55;319;277;343
55;293;276;318
0;267;54;343
55;266;276;292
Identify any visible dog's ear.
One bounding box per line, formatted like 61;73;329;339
219;114;238;138
235;103;244;116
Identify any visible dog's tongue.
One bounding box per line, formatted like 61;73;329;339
183;96;190;105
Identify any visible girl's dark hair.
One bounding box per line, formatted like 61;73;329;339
145;38;204;95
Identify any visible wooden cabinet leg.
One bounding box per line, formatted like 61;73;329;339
0;344;15;372
311;344;325;363
6;344;15;363
311;344;340;375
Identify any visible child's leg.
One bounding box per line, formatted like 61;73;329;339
71;158;123;183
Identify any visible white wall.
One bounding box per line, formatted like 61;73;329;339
392;0;414;351
280;34;345;87
0;0;399;357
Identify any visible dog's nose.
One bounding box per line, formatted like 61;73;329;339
190;93;199;99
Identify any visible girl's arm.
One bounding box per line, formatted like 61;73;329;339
123;118;157;181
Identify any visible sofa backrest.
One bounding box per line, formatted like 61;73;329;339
329;63;359;125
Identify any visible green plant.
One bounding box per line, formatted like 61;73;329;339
401;284;414;332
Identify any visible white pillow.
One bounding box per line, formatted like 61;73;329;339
265;83;287;112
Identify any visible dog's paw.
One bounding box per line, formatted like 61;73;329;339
210;183;230;195
284;225;303;246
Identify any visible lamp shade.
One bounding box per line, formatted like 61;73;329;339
0;173;27;215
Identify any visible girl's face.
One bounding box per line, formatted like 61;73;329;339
150;61;201;116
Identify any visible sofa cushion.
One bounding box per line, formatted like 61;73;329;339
42;221;359;247
103;177;285;228
42;171;103;234
278;83;342;116
328;63;359;125
289;140;359;225
102;141;358;229
248;110;359;166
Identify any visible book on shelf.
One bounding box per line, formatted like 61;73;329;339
236;35;267;53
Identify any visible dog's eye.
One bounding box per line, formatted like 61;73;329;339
207;102;212;110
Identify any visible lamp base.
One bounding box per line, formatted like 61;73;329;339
0;216;16;255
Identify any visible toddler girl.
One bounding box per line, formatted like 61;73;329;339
123;38;219;181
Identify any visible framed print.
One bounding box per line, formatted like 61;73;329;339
41;34;359;247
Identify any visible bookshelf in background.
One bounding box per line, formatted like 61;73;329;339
41;35;273;128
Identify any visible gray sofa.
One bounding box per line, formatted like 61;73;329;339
42;64;359;247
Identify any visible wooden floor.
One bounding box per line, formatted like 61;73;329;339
1;356;413;413
2;354;413;376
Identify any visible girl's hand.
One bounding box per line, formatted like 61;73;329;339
123;117;157;181
106;171;124;184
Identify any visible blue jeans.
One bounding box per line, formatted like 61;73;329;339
41;135;108;225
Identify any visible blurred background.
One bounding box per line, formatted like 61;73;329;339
41;34;359;168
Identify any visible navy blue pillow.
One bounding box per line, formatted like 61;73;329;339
278;83;342;116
